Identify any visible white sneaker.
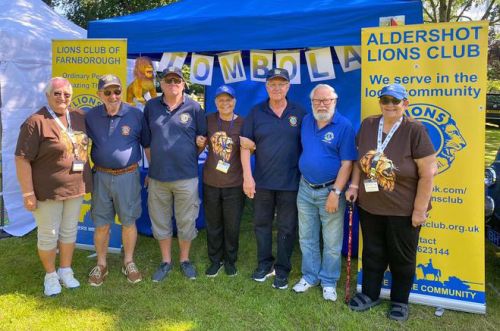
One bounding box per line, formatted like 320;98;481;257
292;277;316;293
57;268;80;289
44;273;62;297
323;286;337;302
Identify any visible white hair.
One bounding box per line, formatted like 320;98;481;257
44;77;72;96
309;84;338;100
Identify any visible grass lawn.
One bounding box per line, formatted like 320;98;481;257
0;130;499;330
1;205;499;330
486;127;500;165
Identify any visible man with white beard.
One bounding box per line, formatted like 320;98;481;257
292;84;357;302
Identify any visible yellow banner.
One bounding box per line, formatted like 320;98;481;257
52;39;127;251
360;21;488;313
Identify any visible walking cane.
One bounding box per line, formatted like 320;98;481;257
344;195;354;304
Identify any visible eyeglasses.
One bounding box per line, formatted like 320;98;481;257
380;96;403;105
312;98;335;105
53;91;71;99
266;82;289;89
103;89;122;96
163;78;183;85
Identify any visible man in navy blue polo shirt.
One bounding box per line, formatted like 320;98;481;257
240;68;306;290
144;66;206;281
85;74;151;286
292;84;356;302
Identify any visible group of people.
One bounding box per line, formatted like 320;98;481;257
15;67;436;322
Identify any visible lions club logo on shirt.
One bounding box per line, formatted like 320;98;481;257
121;125;131;136
180;113;191;124
322;132;334;143
288;115;298;127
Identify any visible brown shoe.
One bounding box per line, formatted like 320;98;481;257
122;262;142;284
88;265;108;287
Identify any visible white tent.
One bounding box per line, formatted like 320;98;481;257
0;0;85;236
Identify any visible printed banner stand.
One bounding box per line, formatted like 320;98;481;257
360;21;488;314
52;39;128;253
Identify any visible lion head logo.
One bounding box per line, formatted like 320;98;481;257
210;131;233;162
359;150;397;191
406;103;466;174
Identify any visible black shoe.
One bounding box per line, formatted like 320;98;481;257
224;263;238;277
205;262;223;277
272;276;288;290
251;265;275;282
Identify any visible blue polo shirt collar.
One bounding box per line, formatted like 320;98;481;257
264;98;294;117
160;94;186;112
314;110;338;132
99;102;128;117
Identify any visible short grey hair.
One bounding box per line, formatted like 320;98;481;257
44;77;73;96
309;84;338;100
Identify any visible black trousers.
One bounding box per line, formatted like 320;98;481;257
359;207;421;304
203;184;244;265
253;188;298;278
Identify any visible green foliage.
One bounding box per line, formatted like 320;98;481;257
42;0;178;29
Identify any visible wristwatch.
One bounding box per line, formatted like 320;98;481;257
329;186;342;196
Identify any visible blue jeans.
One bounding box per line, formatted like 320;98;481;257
297;179;345;287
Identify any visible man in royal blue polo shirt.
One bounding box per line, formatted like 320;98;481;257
86;74;151;286
292;84;356;301
240;68;306;290
144;66;206;281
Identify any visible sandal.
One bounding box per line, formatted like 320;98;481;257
388;302;409;321
348;293;381;312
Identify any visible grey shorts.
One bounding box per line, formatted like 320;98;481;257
91;169;142;227
147;177;199;241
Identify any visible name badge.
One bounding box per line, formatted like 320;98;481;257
72;160;85;172
364;179;379;192
216;160;230;173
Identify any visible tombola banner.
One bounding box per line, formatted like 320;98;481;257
360;21;488;314
52;39;128;253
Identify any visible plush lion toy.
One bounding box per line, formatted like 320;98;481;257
126;56;157;105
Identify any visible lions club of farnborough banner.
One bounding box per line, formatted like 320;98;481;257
360;21;488;314
52;39;127;252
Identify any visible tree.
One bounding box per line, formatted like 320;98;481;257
42;0;178;29
423;0;499;24
423;1;500;92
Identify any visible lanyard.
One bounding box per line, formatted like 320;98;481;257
217;113;235;150
370;116;403;178
376;116;402;154
47;106;79;159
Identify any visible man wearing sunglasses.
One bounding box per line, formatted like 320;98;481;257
144;66;207;281
85;74;151;287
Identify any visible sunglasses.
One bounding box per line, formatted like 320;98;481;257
53;91;71;99
380;96;403;105
163;78;183;84
103;89;122;96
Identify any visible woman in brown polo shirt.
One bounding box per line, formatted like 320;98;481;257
196;85;245;277
15;77;90;297
346;84;437;321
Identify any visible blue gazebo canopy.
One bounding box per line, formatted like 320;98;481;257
88;0;423;56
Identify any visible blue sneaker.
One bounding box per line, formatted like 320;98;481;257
251;265;275;282
180;261;197;280
152;262;173;282
272;276;288;290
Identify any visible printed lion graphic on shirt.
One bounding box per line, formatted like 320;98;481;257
359;150;396;191
210;131;233;162
60;130;89;162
